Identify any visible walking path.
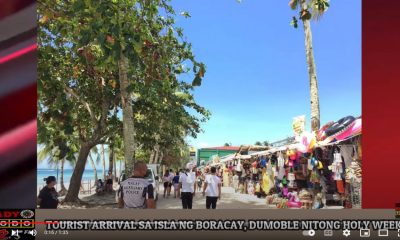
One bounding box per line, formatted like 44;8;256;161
156;186;273;209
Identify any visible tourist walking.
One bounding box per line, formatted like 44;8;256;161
197;174;203;192
163;170;171;198
179;163;196;209
202;167;222;209
172;171;180;198
168;169;174;196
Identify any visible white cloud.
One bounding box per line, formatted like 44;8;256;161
198;142;209;148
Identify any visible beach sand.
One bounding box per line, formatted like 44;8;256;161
37;181;119;209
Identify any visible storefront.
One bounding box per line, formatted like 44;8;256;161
202;116;362;209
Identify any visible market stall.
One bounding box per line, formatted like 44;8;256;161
201;116;362;209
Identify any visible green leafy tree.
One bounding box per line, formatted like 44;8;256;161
38;0;209;203
38;0;122;202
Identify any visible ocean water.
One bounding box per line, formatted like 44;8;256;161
37;168;115;186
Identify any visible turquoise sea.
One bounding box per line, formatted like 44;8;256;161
37;168;114;186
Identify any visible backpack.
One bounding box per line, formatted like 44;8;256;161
185;172;194;184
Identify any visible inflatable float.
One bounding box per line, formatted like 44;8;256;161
319;116;361;145
287;192;301;208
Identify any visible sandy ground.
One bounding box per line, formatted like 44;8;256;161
157;186;272;209
53;184;274;209
51;184;344;210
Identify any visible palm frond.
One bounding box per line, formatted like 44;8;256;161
311;0;329;20
95;153;101;165
37;144;59;168
91;145;99;155
289;0;301;10
37;144;53;162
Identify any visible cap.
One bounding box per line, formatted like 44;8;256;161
186;162;195;171
45;176;57;183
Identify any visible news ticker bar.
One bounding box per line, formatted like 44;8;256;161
40;219;400;231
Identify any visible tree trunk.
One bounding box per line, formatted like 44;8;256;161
157;151;163;164
149;150;155;164
301;0;320;132
88;153;98;188
58;158;68;196
118;54;135;175
102;145;106;181
64;143;92;202
119;158;122;178
108;144;114;174
113;154;117;181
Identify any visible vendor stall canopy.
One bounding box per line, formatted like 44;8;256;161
200;116;361;167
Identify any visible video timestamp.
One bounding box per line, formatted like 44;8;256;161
43;230;69;235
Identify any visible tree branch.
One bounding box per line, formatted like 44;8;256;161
63;85;97;125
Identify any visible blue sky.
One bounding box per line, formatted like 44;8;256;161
38;0;361;169
175;0;361;148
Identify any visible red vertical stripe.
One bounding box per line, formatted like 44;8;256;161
363;0;400;208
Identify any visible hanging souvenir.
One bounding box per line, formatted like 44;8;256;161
336;180;345;194
302;163;307;177
273;165;278;178
278;152;285;168
334;151;342;163
307;158;313;171
235;159;242;172
267;162;273;175
288;172;295;181
277;165;286;180
310;169;319;183
317;160;324;170
262;168;271;193
282;176;287;186
333;172;342;181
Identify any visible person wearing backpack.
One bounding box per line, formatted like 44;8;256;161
202;166;222;209
179;163;197;209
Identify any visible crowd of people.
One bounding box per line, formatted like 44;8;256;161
37;162;223;210
159;163;222;209
95;171;115;195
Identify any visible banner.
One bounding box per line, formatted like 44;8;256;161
292;115;306;136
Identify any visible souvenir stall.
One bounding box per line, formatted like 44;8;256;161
261;115;362;209
207;116;362;210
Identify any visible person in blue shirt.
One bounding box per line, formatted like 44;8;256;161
172;172;180;198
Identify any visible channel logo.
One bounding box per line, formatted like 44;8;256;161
0;229;8;239
0;219;34;228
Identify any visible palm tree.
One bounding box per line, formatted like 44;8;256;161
88;152;99;187
289;0;329;131
108;143;114;177
37;144;68;195
101;145;107;181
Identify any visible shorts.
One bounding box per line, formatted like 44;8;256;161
174;183;179;190
164;182;169;188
